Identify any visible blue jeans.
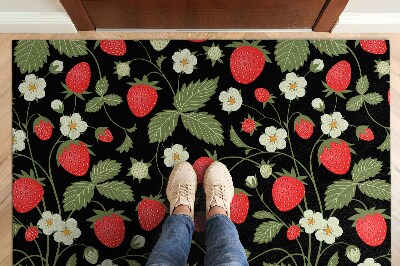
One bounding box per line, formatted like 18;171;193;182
146;214;249;266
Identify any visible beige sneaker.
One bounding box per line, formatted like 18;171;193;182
203;161;234;217
166;162;197;217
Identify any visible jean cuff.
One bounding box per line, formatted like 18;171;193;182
206;213;230;223
171;213;195;226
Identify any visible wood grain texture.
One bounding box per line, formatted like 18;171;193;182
0;33;398;266
313;0;350;32
60;0;95;31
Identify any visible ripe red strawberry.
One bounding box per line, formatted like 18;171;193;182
137;195;166;231
194;213;206;232
356;126;374;141
325;60;351;92
95;127;113;142
230;189;249;224
33;116;53;141
193;157;214;183
57;140;91;176
13;173;44;213
228;41;269;84
287;225;300;241
360;40;387;55
254;88;270;103
87;209;131;248
127;76;159;117
318;139;352;175
272;176;305;212
65;62;91;93
241;116;259;135
349;208;388;247
294;115;314;140
100;40;127;56
25;226;39;242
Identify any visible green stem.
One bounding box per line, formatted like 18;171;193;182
351;198;368;210
304;70;311;77
103;106;130;131
276;253;304;266
347;45;362;76
48;138;63;214
45;235;50;266
315;241;323;266
13;250;41;266
289;111;301;122
243;104;281;126
53;243;60;266
113;254;149;262
138;40;151;60
155;143;166;194
307;234;312;266
218;155;260;167
270;102;283;125
286;101;300;177
191;240;206;253
309;134;324;216
14;153;50;179
248;247;295;263
92;200;106;211
53;243;88;266
86;48;102;78
364;103;390;131
256;188;287;227
319;241;350;261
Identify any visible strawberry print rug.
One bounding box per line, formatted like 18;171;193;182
12;40;390;266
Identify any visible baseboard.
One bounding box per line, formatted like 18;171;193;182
0;12;76;33
333;12;400;33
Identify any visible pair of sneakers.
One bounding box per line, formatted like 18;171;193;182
166;161;234;219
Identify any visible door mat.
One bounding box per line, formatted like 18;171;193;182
12;40;390;266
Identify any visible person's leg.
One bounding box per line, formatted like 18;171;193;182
203;162;249;266
146;162;197;266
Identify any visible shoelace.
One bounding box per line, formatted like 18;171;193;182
210;185;226;204
174;184;192;200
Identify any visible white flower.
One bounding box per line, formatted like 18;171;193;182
60;113;88;140
299;210;324;234
164;144;189;167
50;60;63;74
98;259;118;266
311;98;325;111
245;176;258;188
279;72;307;100
218;87;243;112
131;235;145;249
18;74;46;101
172;48;197;74
51;99;64;113
53;218;81;245
37;211;63;235
321;112;348;138
259;126;287;152
310;59;324;72
358;258;381;266
315;217;343;244
12;128;26;153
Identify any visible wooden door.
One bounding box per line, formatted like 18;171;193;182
61;0;349;32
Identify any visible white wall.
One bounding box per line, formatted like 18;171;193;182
0;0;66;12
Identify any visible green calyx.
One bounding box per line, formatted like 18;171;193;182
226;40;271;62
348;207;390;227
56;140;93;166
14;169;46;186
234;188;251;196
32;116;53;131
317;138;355;164
355;125;369;138
293;114;314;131
87;208;131;228
127;75;162;90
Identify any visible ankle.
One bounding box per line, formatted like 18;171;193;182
173;204;192;217
207;206;228;219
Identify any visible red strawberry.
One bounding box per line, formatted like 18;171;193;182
360;40;387;55
57;140;91;176
356;126;374;141
87;209;130;248
137;195;166;231
272;176;305;212
100;40;127;56
127;76;159;117
287;225;300;241
13;173;44;213
318;139;352;175
254;88;270;103
228;41;269;84
65;62;91;93
294;115;314;140
325;60;351;92
194;213;206;232
95;127;113;142
241;116;258;135
193;157;214;183
349;208;388;247
25;226;39;242
33;116;53;141
230;189;249;224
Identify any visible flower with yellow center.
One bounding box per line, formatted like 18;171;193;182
299;210;324;234
37;211;63;235
60;113;88;140
54;218;81;246
172;48;197;74
259;126;287;152
321;112;348;138
219;87;243;113
279;72;307;100
164;144;189;167
315;217;343;244
18;74;46;102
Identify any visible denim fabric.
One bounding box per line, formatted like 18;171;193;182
146;213;248;266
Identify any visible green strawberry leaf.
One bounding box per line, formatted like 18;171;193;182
156;56;166;68
174;78;219;112
96;181;134;202
85;97;104;113
378;133;390;151
63;181;95;212
13;223;23;237
103;94;123;106
14;40;50;74
124;259;141;266
253;221;284;244
346;95;364;111
181;112;224;146
310;40;348;56
90;159;122;184
358;179;390;200
324;180;356;210
66;253;77;266
355;75;369;95
351;158;383;182
364;92;384;105
252;211;277;221
49;40;88;58
116;133;133;153
327;252;339;266
230;126;252;149
95;77;109;96
274;40;310;72
148;110;180;143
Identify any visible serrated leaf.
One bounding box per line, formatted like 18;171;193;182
174;78;219;112
95;77;109;96
230;126;251;149
49;40;87;58
356;75;369;95
148;110;180;143
90;159;121;184
351;158;383;182
358;179;390;200
327;252;339;266
253;211;276;220
14;40;49;74
85;97;104;112
181;112;224;146
364;92;383;105
253;221;283;244
346;95;364;111
13;223;23;237
116;133;133;153
274;41;310;72
378;133;390;151
156;56;166;68
103;94;123;106
96;181;134;202
310;40;348;56
325;180;356;210
63;181;95;212
124;259;141;266
66;253;77;266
